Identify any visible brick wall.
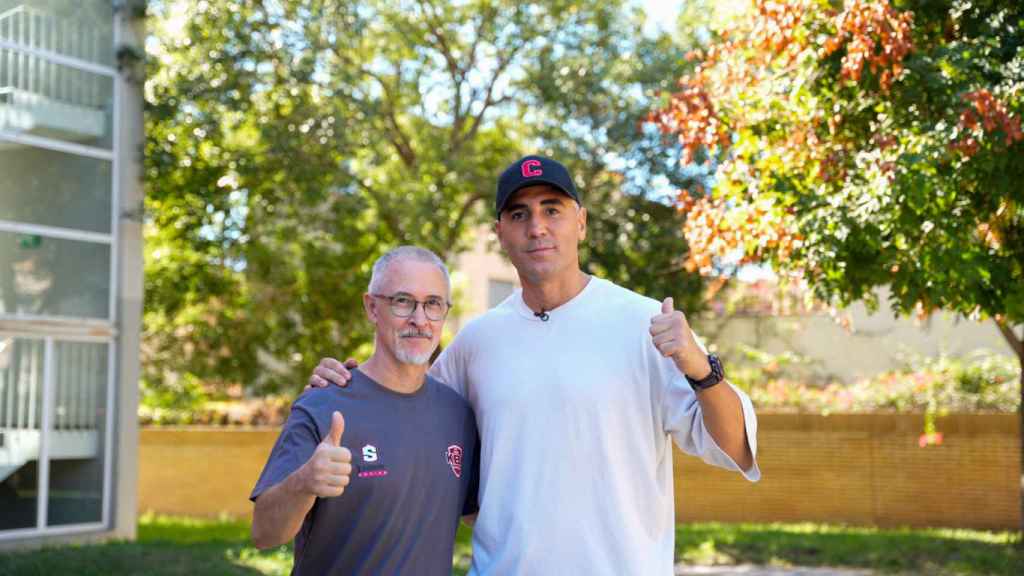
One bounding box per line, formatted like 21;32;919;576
674;413;1020;530
140;413;1020;529
138;428;278;519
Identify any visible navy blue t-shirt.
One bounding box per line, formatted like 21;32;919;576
250;370;479;575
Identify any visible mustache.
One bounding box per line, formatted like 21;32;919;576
399;328;433;339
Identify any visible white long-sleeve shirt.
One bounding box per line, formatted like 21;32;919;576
430;276;760;575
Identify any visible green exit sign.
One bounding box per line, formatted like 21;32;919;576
17;235;42;249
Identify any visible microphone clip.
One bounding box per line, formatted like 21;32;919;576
534;309;550;322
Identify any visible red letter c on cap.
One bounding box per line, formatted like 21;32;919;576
521;159;542;177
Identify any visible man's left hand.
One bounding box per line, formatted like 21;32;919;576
649;297;711;380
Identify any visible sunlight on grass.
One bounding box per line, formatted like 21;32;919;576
678;538;737;565
676;522;1022;575
227;545;292;575
138;511;252;543
1;516;1019;575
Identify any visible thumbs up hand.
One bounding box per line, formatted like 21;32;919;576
297;411;353;498
649;297;710;379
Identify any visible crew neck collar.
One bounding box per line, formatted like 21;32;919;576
512;275;602;321
352;367;430;398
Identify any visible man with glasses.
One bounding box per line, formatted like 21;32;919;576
250;246;478;575
310;155;760;574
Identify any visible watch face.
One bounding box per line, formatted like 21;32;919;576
710;354;725;380
690;354;724;390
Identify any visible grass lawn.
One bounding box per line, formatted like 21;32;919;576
676;522;1022;575
0;515;1019;575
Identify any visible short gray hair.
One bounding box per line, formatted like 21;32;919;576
368;246;450;296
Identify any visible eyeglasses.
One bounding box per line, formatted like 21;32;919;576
370;293;451;321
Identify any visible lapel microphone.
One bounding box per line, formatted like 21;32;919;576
534;309;550;322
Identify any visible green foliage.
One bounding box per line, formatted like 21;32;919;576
731;349;1020;414
144;0;708;397
741;1;1022;325
655;1;1024;369
139;372;208;415
138;395;292;426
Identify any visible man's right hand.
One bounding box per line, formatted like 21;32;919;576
296;411;352;498
307;357;358;389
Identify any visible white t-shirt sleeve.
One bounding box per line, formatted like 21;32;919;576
658;330;761;482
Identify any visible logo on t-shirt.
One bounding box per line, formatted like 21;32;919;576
446;445;463;478
357;444;388;478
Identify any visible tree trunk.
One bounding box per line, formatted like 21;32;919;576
993;319;1024;540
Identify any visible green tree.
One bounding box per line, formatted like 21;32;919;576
144;0;709;398
520;10;710;308
652;0;1024;529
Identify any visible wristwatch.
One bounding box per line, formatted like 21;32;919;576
685;353;725;391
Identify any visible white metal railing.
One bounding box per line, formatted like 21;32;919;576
0;5;103;109
54;341;101;431
0;337;41;430
0;337;101;431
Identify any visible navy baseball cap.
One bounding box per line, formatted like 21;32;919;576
495;155;581;217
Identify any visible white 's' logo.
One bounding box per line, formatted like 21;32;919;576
362;445;378;462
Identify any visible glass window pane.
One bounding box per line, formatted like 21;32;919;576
0;48;114;149
0;336;44;531
0;1;114;67
0;145;112;233
0;232;110;319
48;340;106;526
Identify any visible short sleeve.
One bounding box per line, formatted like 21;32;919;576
249;401;321;501
655;331;761;482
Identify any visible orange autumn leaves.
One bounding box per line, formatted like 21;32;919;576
654;0;812;167
652;0;1020;277
676;191;801;275
951;89;1024;158
823;0;913;91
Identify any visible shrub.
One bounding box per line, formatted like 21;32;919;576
730;349;1019;415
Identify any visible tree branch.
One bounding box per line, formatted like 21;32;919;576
361;68;417;167
994;317;1024;361
452;50;518;154
444;191;487;255
418;0;466;136
358;180;408;245
329;45;417;167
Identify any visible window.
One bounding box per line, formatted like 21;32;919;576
0;0;117;539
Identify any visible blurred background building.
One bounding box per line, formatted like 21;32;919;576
0;0;143;547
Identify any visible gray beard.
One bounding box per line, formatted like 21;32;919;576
395;344;432;365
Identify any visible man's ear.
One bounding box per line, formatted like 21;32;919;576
494;219;507;250
577;206;587;242
363;293;378;324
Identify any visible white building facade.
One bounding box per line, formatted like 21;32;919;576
0;0;142;546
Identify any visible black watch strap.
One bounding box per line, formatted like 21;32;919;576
685;353;724;391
